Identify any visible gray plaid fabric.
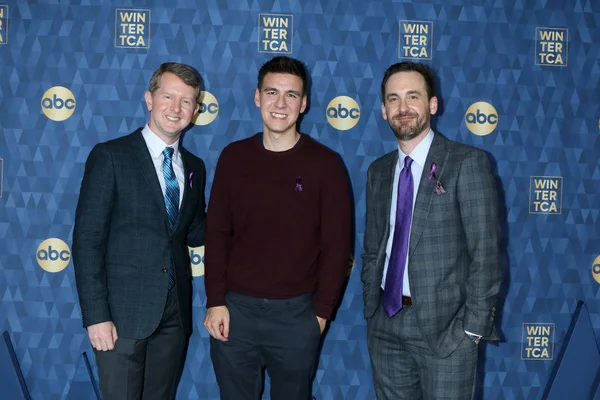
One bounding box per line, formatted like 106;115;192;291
367;306;478;399
361;133;501;398
73;129;207;339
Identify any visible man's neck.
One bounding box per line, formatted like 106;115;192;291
263;130;300;152
397;128;430;156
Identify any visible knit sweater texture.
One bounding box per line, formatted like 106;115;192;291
205;133;352;319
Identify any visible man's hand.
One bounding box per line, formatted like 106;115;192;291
204;306;230;342
317;316;327;334
87;321;118;351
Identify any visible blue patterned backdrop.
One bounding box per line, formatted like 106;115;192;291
0;0;599;399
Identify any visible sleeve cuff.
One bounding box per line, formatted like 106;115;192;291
81;305;112;328
465;330;482;339
206;295;226;309
313;303;333;320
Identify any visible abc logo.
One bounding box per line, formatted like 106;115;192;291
592;256;600;284
188;245;205;277
326;96;360;131
465;102;498;136
193;91;219;126
41;87;76;121
36;238;71;273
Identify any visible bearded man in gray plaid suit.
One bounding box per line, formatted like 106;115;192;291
361;62;501;399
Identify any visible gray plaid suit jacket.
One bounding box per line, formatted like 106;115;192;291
361;133;501;357
73;128;207;339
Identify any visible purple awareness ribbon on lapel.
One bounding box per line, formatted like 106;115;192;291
383;156;414;317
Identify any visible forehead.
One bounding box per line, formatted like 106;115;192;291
385;71;428;94
261;72;303;91
157;72;195;94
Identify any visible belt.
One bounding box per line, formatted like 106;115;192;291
380;289;413;307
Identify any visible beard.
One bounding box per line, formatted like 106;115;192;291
389;111;430;142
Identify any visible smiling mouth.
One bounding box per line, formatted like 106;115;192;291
166;116;181;122
395;115;417;121
271;112;287;118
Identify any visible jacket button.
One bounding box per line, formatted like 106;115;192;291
162;267;168;273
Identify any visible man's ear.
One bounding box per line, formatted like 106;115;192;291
144;91;153;111
254;88;261;108
429;96;438;115
381;102;388;121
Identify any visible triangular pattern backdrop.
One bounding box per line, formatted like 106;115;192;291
0;0;599;399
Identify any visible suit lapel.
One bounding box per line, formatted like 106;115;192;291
375;151;398;279
378;152;398;234
174;147;191;233
409;134;449;257
129;130;170;230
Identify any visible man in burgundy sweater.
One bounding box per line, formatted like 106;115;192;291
203;56;352;399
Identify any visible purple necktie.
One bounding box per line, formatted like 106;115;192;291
383;156;414;317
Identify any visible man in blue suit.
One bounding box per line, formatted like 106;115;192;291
73;62;207;400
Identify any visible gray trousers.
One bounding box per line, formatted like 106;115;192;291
367;305;478;400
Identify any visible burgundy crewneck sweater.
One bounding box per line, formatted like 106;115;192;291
205;133;352;319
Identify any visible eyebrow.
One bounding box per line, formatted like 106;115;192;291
262;87;302;97
160;89;194;99
386;89;423;100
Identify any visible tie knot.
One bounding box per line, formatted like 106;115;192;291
163;147;174;160
403;156;413;169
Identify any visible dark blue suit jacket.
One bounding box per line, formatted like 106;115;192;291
73;128;206;339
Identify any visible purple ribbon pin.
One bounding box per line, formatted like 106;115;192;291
295;176;303;192
189;172;194;189
428;162;437;181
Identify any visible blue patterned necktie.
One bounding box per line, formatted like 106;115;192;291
162;147;179;289
383;156;414;317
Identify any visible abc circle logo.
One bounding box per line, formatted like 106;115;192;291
193;91;219;126
36;238;71;273
465;102;498;136
326;96;360;131
41;86;76;121
592;255;600;284
188;245;205;277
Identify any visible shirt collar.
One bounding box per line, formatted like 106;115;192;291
141;124;180;158
397;129;434;169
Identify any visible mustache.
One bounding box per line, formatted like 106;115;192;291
392;112;418;120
